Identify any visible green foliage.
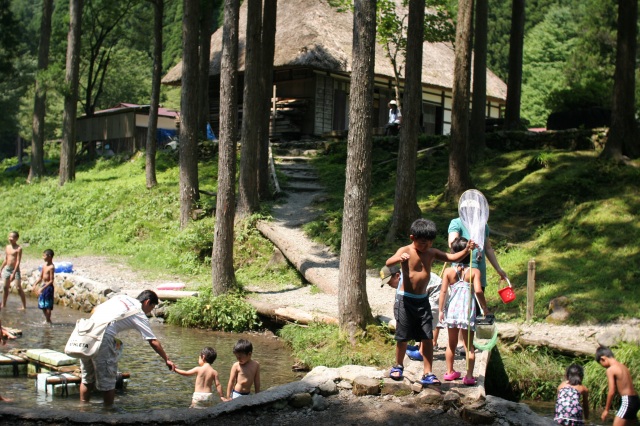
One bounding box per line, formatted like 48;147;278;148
521;6;580;127
278;323;395;369
499;343;591;401
308;143;640;323
0;150;305;291
527;150;556;170
584;343;640;410
166;287;261;332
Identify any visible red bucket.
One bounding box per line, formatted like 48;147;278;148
498;278;516;304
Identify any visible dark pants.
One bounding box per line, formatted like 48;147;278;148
385;123;400;136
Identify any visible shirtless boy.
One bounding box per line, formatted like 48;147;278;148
175;347;224;408
596;346;639;425
34;249;55;324
0;231;26;309
386;218;475;386
226;339;260;399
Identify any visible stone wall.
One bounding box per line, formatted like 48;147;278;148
486;128;607;151
14;268;120;313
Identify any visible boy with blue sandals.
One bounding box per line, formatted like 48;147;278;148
384;219;475;386
382;269;443;362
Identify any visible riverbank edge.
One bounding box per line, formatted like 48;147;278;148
0;363;553;425
2;270;554;425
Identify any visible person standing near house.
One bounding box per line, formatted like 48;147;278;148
385;100;402;136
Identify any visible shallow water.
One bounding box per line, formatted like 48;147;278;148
0;294;299;412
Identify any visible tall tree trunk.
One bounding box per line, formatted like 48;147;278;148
504;0;524;130
212;0;239;295
446;0;474;200
257;0;277;200
386;0;423;242
602;0;638;160
338;0;376;335
198;0;215;140
28;0;52;183
237;0;262;218
145;0;163;189
60;0;83;186
179;0;201;228
469;0;487;162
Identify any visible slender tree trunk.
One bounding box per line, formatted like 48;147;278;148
60;0;83;186
198;0;215;140
469;0;487;162
28;0;52;183
338;0;376;334
257;0;277;200
212;0;239;295
446;0;474;200
179;0;201;228
602;0;638;160
237;0;262;218
145;0;163;189
386;0;423;242
504;0;525;130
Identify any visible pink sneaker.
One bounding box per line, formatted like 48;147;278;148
443;371;461;381
463;376;477;386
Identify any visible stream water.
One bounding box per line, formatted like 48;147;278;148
0;294;299;412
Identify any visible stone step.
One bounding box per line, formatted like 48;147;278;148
282;182;325;192
275;156;313;164
281;173;318;182
272;148;321;157
277;163;315;171
271;140;327;150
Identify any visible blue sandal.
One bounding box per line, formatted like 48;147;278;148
420;373;441;386
389;365;404;381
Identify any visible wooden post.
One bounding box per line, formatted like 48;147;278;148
526;258;536;321
271;85;277;138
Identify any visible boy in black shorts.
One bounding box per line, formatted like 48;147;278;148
385;219;474;386
597;346;639;425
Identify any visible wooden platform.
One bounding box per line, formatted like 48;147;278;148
0;353;28;377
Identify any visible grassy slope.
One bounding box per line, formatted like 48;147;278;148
1;142;638;324
305;141;640;324
0;151;303;290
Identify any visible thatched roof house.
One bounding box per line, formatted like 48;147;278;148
163;0;507;138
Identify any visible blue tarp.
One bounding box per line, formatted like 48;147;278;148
206;123;216;141
157;129;177;145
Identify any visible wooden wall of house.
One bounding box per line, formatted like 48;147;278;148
275;76;315;135
314;74;333;135
77;111;136;142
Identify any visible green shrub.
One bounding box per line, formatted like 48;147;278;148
278;322;394;369
165;288;261;332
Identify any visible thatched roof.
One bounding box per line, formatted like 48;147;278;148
162;0;507;101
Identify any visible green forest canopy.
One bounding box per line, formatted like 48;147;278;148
0;0;636;157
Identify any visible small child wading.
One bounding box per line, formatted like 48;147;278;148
554;363;589;426
34;249;55;324
226;339;260;400
175;347;224;408
438;237;491;386
596;346;639;425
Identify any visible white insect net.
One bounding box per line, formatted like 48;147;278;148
458;189;489;251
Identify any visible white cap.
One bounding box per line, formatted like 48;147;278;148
389;100;397;105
